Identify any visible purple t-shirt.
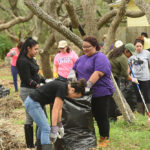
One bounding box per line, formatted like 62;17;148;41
73;52;114;98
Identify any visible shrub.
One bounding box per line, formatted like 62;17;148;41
0;35;13;60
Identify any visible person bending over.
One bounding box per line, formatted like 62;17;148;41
24;78;87;150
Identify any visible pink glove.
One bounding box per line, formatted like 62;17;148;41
132;77;138;84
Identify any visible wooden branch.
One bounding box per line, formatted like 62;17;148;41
0;3;16;18
97;9;145;30
8;0;19;16
97;9;117;30
63;0;79;28
5;30;19;42
0;0;44;32
63;0;85;36
24;0;83;49
102;0;126;54
134;0;150;24
0;13;34;31
126;10;145;18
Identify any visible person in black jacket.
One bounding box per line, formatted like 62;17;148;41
16;37;45;149
24;78;87;150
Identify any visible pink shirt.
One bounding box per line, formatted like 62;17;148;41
7;47;20;66
54;50;78;78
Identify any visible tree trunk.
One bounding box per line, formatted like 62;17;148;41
111;74;135;121
40;52;52;78
81;0;97;37
40;34;55;78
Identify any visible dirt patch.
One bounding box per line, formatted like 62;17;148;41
0;96;23;118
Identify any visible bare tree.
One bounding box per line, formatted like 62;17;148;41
1;0;146;121
23;0;136;122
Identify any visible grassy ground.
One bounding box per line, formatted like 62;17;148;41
0;60;150;150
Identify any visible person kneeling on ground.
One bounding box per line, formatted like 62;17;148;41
24;78;87;150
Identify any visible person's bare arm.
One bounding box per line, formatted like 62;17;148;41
88;71;104;85
51;97;63;126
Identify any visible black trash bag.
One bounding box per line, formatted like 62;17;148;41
108;97;121;121
54;95;97;150
120;78;137;111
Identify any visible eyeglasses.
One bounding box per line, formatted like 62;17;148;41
82;46;92;49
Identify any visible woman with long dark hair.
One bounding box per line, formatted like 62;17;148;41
129;38;150;115
16;37;45;149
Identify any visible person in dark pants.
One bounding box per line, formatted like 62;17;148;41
6;42;23;92
24;79;87;150
72;36;114;148
16;37;46;149
129;38;150;115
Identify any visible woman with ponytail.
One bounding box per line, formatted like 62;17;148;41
16;37;45;149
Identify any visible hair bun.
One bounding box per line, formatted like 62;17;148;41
79;78;87;88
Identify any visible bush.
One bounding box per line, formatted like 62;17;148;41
0;35;13;60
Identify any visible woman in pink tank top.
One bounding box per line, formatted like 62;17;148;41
7;42;23;92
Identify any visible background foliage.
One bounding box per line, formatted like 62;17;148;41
0;34;13;59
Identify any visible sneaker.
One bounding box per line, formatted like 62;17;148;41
98;136;110;148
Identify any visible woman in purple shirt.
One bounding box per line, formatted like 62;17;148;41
73;36;114;148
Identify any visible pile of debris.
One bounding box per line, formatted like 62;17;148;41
0;96;23;118
0;85;10;98
0;127;25;150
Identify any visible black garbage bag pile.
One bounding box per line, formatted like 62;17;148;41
0;85;10;98
55;95;97;150
120;78;137;111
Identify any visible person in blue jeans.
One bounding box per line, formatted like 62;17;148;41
6;42;23;92
24;78;87;150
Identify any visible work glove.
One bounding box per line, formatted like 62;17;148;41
57;122;64;139
53;72;58;78
50;126;59;144
67;69;77;82
10;51;16;57
45;79;54;83
85;81;93;92
131;77;139;84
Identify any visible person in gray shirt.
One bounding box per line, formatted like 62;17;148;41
129;38;150;115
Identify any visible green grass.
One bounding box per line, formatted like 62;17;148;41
108;113;150;149
12;104;150;149
13;119;25;125
0;75;12;80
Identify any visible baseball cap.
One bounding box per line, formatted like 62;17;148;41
115;40;123;48
125;43;135;55
58;40;68;48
